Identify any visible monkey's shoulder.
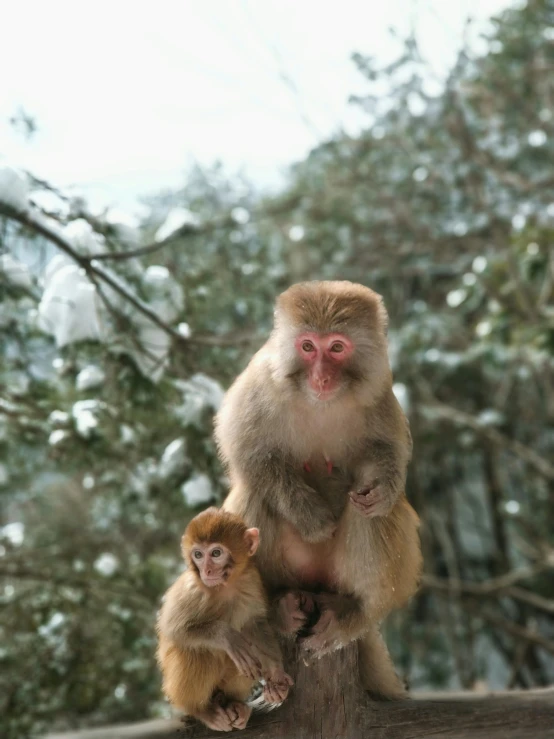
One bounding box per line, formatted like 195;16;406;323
364;389;410;439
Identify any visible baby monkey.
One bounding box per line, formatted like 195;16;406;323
157;507;292;732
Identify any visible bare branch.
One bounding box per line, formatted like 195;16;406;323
422;558;554;596
79;193;303;263
420;399;554;481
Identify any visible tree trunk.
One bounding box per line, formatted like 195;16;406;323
45;643;554;739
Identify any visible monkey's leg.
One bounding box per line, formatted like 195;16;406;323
163;648;236;731
358;626;407;700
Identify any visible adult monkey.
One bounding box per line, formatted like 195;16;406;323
216;280;421;698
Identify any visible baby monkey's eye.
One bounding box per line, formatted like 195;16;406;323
193;551;203;559
330;342;345;353
211;549;222;558
302;341;315;352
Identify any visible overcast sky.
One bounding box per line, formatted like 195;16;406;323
0;0;511;212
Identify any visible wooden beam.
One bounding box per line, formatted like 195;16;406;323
45;643;554;739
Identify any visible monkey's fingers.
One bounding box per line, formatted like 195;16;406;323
263;683;281;704
264;683;289;703
349;488;391;517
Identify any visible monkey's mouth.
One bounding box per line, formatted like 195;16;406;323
203;570;230;587
309;385;340;402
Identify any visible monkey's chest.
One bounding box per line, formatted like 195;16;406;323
280;522;338;589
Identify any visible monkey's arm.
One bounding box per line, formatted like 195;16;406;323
159;606;263;680
241;618;293;703
241;618;284;670
350;398;413;518
349;437;410;517
236;448;338;542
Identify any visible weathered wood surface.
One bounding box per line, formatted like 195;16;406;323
45;643;554;739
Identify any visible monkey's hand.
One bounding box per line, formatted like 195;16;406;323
349;480;396;518
263;668;294;704
223;629;263;680
276;590;316;636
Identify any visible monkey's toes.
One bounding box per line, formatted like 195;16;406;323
278;591;310;634
201;704;234;732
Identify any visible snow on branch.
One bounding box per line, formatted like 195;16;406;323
0;171;259;379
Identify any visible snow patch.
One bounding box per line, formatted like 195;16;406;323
76;365;106;391
48;410;70;426
64;219;105;255
0;167;29;211
158;438;189;480
1;522;24;545
120;424;136;445
72;399;102;438
105;209;141;246
38;256;103;347
177;322;191;338
142;265;185;323
49;429;69;446
0;253;32;288
155;207;200;242
94;553;119;576
181;473;215;507
174;373;225;426
38;612;66;637
130;320;171;382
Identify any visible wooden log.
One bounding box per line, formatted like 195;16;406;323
45;643;554;739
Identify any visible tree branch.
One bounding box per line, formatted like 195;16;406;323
79;194;304;263
0;202;258;348
420;399;554;481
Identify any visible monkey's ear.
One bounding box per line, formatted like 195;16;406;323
244;528;260;556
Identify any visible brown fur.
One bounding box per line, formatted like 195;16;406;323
276;280;389;334
216;280;422;699
156;509;287;728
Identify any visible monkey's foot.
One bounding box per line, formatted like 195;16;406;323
276;590;315;636
225;700;252;730
298;607;340;655
349;484;392;518
196;702;235;732
263;669;294;703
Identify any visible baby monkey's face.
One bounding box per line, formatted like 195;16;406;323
191;541;233;587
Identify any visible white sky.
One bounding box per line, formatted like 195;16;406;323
0;0;510;211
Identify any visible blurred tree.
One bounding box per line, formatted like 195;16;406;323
0;0;553;737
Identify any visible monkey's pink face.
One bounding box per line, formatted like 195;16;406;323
295;332;354;400
191;542;233;587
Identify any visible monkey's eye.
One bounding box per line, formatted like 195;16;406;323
330;342;345;353
301;341;315;353
211;548;222;558
193;551;203;559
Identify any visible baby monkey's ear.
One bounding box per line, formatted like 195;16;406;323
244;527;260;556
